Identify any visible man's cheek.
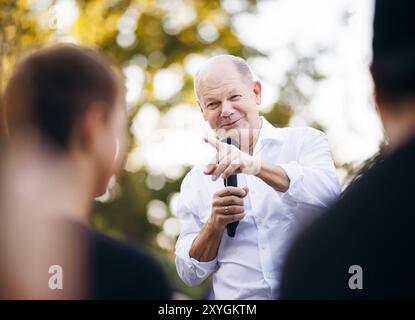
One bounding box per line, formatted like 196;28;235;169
208;117;218;129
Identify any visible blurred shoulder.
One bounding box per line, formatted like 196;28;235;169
280;126;325;137
276;126;326;144
180;164;207;189
92;231;172;299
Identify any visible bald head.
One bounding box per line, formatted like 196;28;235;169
194;55;254;100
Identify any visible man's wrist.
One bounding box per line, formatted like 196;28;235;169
246;156;262;176
206;217;225;235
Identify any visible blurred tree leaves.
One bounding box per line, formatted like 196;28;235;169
0;0;335;298
0;0;52;134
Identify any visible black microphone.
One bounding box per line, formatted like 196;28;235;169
221;137;240;237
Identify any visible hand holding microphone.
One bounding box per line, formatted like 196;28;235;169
208;186;249;237
204;136;260;237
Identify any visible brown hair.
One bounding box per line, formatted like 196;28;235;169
3;44;121;149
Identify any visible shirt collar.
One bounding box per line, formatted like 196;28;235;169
257;116;284;143
253;116;284;155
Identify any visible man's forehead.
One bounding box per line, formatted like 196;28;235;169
201;84;240;97
195;55;254;100
199;79;245;101
198;68;244;95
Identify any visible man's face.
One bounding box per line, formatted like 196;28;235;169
93;87;129;196
109;91;129;176
197;63;261;141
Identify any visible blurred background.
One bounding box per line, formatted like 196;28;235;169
0;0;382;298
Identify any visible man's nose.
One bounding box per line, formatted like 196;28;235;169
221;100;234;118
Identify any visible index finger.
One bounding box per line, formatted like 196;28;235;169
203;136;223;151
216;186;247;198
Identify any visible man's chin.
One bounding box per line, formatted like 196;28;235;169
94;175;115;200
94;187;108;200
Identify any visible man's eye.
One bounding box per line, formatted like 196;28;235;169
230;95;241;101
207;102;219;109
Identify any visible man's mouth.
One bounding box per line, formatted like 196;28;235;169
221;118;241;128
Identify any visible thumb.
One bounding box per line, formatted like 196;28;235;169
242;186;249;197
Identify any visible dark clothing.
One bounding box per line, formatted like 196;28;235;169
75;223;172;300
280;137;415;299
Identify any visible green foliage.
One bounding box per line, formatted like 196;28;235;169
1;0;334;298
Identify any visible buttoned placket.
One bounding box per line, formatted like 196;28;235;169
251;138;283;296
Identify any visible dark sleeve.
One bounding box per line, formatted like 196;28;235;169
93;232;172;300
279;168;381;300
279;144;415;299
279;216;352;299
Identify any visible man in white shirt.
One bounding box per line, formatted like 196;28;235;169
175;55;340;299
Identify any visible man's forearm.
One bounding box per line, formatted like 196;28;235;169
189;222;224;262
256;162;290;192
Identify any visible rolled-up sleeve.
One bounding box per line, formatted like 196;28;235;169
175;176;219;287
279;128;341;208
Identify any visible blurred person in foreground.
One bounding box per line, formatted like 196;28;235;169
280;0;415;299
0;44;171;299
175;55;341;299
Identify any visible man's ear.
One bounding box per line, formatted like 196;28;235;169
374;86;383;115
253;80;262;105
197;100;207;121
370;64;383;114
80;103;107;152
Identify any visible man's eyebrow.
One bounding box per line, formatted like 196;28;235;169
228;89;240;95
204;96;220;103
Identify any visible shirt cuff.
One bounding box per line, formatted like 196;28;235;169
189;256;218;279
176;233;219;283
278;161;309;203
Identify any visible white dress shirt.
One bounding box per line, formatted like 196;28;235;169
175;117;341;299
